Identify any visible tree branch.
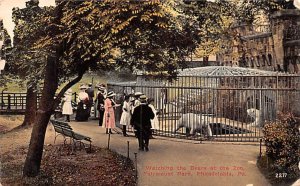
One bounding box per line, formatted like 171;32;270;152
52;71;85;111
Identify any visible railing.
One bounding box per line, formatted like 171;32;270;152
108;75;300;142
0;92;78;114
0;92;39;111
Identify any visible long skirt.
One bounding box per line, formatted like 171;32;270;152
75;102;89;121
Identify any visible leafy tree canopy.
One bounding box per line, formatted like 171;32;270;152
183;0;237;57
24;0;199;83
9;0;53;88
0;19;12;88
237;0;296;23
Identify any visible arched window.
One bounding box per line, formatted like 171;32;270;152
256;56;260;67
245;57;249;67
267;54;272;66
250;57;255;68
277;64;282;72
262;55;267;66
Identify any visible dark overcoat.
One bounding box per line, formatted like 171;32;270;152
131;103;154;131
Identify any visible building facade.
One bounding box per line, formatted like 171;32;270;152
218;9;300;74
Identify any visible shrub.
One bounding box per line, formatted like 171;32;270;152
263;112;300;180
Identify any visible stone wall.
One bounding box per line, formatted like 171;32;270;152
219;9;300;74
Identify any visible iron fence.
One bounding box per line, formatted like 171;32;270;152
0;92;78;114
108;75;300;142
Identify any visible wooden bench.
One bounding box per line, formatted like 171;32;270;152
50;119;92;152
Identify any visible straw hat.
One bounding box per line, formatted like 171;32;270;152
107;91;116;98
79;84;88;89
98;86;105;91
65;88;72;95
139;95;147;100
134;92;143;97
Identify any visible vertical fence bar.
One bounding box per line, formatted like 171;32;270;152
106;74;300;143
7;94;11;110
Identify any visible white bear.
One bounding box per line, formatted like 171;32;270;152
174;113;212;137
247;108;261;127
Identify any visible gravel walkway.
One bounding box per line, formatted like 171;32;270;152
66;120;270;186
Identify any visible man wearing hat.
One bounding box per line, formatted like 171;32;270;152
131;92;143;114
96;86;106;126
86;83;95;116
131;95;154;151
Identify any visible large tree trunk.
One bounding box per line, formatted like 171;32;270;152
21;84;37;126
23;56;58;177
23;56;86;177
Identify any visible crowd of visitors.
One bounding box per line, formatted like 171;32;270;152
61;83;159;151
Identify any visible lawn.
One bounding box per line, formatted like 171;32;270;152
0;73;108;93
0;115;137;185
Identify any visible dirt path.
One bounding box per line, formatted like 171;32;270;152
0;115;271;186
69;120;271;186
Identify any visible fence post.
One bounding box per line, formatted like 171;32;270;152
259;138;262;158
1;89;6;109
134;152;138;179
127;141;130;159
1;93;4;109
74;92;77;102
7;94;11;110
107;133;111;149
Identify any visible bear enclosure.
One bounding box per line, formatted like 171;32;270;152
108;66;300;142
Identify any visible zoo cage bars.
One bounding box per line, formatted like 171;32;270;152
108;75;300;142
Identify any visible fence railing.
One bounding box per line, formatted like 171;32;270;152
0;92;78;112
108;75;300;142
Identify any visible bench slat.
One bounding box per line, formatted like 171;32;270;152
50;119;92;144
73;132;92;142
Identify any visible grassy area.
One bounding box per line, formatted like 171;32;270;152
0;73;108;93
0;115;24;132
0;115;137;186
58;73;108;94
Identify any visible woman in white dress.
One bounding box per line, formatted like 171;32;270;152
148;98;159;136
62;88;73;122
120;95;131;137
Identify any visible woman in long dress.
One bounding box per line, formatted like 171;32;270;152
62;88;73;122
148;98;159;135
75;85;90;121
103;91;116;134
120;95;131;136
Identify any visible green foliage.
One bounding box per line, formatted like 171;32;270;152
183;0;237;57
0;20;13;87
263;112;300;180
10;0;52;86
237;0;296;23
6;0;198;89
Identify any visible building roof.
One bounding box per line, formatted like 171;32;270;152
177;66;292;77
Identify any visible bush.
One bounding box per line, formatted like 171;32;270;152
263;112;300;180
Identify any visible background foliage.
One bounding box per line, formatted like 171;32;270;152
262;112;300;180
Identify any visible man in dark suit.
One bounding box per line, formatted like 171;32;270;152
86;83;94;116
131;95;154;151
96;86;105;126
